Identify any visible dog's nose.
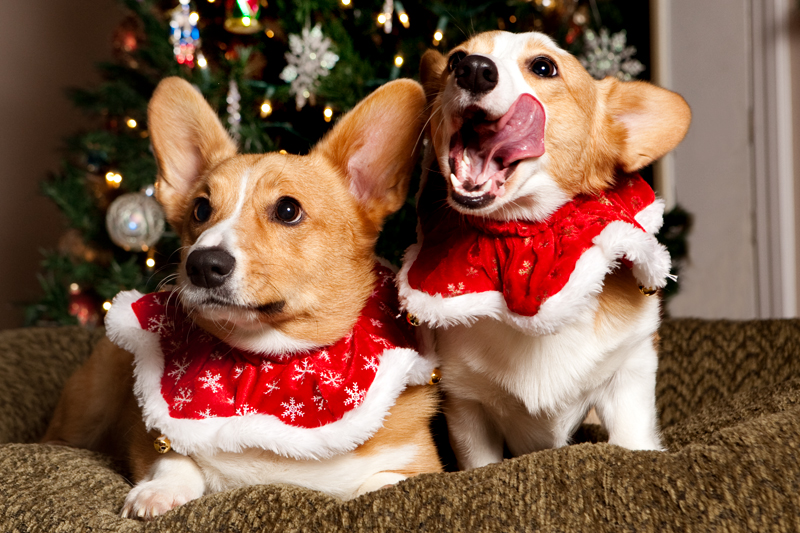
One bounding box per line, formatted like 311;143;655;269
185;248;236;289
455;55;498;94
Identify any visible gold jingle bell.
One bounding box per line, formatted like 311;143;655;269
154;434;171;454
406;313;421;327
638;285;658;296
429;368;442;385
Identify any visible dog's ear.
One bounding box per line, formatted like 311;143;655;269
603;79;691;172
147;77;237;230
312;79;427;228
420;50;447;107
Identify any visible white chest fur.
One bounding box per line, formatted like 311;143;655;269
192;443;419;499
436;294;663;468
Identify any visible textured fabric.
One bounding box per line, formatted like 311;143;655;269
120;264;417;427
399;173;672;335
2;319;800;531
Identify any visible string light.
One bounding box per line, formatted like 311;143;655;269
323;106;333;122
260;100;273;118
105;171;123;188
279;150;288;154
265;29;275;38
394;55;404;67
146;247;156;269
377;13;387;25
433;16;448;45
197;52;208;68
397;1;409;28
509;15;517;23
102;301;112;311
189;11;199;25
341;0;351;5
126;118;137;128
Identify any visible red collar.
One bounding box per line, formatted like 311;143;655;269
129;264;417;429
398;173;670;333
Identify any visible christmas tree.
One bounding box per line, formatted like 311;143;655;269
27;0;684;327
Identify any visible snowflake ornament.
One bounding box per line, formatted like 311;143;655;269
579;28;645;81
279;25;339;110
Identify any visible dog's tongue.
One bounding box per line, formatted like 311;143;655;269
452;94;546;196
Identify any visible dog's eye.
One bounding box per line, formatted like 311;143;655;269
274;197;303;225
530;57;558;78
193;197;212;223
447;51;467;73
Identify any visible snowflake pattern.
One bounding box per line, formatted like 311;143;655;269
199;370;223;393
279;25;339;109
370;318;384;329
344;383;366;407
369;334;393;349
519;260;533;277
173;388;193;410
466;267;479;277
320;370;343;388
292;359;316;382
236;403;257;416
448;282;465;295
317;350;331;363
280;398;305;421
362;356;379;373
260;360;274;372
312;393;328;412
197;407;213;419
232;365;245;379
264;380;280;395
167;356;190;384
148;315;173;336
379;271;394;286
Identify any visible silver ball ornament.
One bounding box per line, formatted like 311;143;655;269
105;191;165;251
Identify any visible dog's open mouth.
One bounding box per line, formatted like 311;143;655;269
448;94;546;209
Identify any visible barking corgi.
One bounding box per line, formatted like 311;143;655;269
397;31;691;470
43;77;441;519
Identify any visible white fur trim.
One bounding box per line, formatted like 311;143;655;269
106;290;434;461
634;199;665;234
398;219;671;336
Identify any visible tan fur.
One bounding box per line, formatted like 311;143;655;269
594;267;649;333
354;385;441;476
44;77;440;515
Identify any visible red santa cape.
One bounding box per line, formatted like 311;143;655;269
105;264;435;460
397;172;672;335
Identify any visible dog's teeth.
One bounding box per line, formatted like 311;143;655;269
450;173;460;189
478;179;492;192
462;151;470;168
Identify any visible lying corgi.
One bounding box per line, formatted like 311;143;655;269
43;77;441;519
397;31;691;469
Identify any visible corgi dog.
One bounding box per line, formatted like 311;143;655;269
43;77;441;519
397;31;691;470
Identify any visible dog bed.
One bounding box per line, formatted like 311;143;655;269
1;319;800;531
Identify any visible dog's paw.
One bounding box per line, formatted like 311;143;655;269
354;472;407;497
120;479;203;520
